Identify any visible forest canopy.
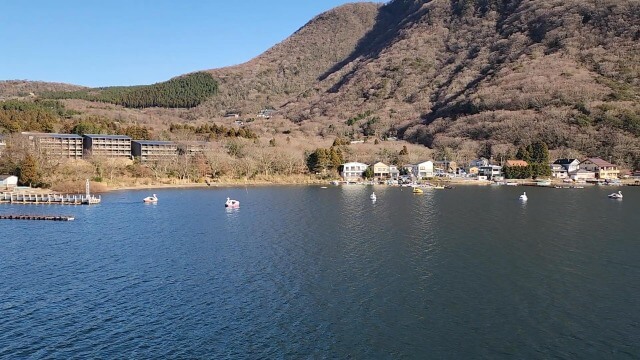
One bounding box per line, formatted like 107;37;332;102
39;72;218;109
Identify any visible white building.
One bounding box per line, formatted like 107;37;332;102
479;165;503;180
0;175;18;189
340;162;368;181
569;169;596;181
389;165;400;180
553;159;580;173
550;164;568;179
412;161;434;179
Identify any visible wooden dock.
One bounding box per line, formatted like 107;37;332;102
0;180;101;206
0;214;75;221
0;192;101;205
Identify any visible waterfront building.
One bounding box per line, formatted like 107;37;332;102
340;162;368;182
83;134;132;158
412;161;434;179
389;165;400;181
372;162;390;181
579;158;620;179
569;169;596;181
478;165;503;180
22;132;83;159
131;140;178;163
553;158;580;173
0;175;18;189
550;164;568;179
434;160;457;174
469;158;489;168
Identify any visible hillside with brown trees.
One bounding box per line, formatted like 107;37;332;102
2;0;640;170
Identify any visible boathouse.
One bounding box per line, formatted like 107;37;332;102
0;175;18;190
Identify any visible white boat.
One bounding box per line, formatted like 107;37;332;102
536;180;551;186
519;192;528;201
225;197;240;208
370;192;377;201
608;191;623;199
143;194;158;203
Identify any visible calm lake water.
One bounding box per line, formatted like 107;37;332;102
1;185;639;358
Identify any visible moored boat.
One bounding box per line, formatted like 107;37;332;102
143;194;158;203
608;191;623;199
225;197;240;208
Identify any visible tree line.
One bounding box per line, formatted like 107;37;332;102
169;123;258;140
0;99;77;133
39;72;218;109
503;141;552;179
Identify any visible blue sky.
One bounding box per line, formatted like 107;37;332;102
0;1;385;87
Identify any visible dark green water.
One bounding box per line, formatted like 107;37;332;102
0;185;638;358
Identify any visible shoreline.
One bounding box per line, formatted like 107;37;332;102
8;176;637;195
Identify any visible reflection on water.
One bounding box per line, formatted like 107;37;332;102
0;186;638;358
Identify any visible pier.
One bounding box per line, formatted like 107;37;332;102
0;192;100;205
0;214;75;221
0;180;101;205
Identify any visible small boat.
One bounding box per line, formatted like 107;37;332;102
370;192;377;201
143;194;158;203
412;187;423;194
536;180;551;186
608;191;623;199
519;192;528;201
225;197;240;208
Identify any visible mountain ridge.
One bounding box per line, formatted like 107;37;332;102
2;0;639;167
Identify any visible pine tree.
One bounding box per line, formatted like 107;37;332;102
18;154;40;187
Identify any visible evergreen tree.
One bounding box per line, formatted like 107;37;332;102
515;146;531;162
18;154;40;187
363;166;374;179
329;147;344;169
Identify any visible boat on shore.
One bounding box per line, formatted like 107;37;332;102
536;180;552;186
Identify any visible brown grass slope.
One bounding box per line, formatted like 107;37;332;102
193;2;382;118
0;80;85;98
283;0;640;167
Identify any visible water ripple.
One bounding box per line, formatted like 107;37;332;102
0;186;639;358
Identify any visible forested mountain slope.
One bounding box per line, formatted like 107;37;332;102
282;0;640;166
2;0;639;167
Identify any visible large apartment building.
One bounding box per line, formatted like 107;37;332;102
131;140;178;163
83;134;132;158
22;132;84;159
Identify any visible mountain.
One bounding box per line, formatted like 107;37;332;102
2;0;639;167
279;0;640;166
193;2;383;117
